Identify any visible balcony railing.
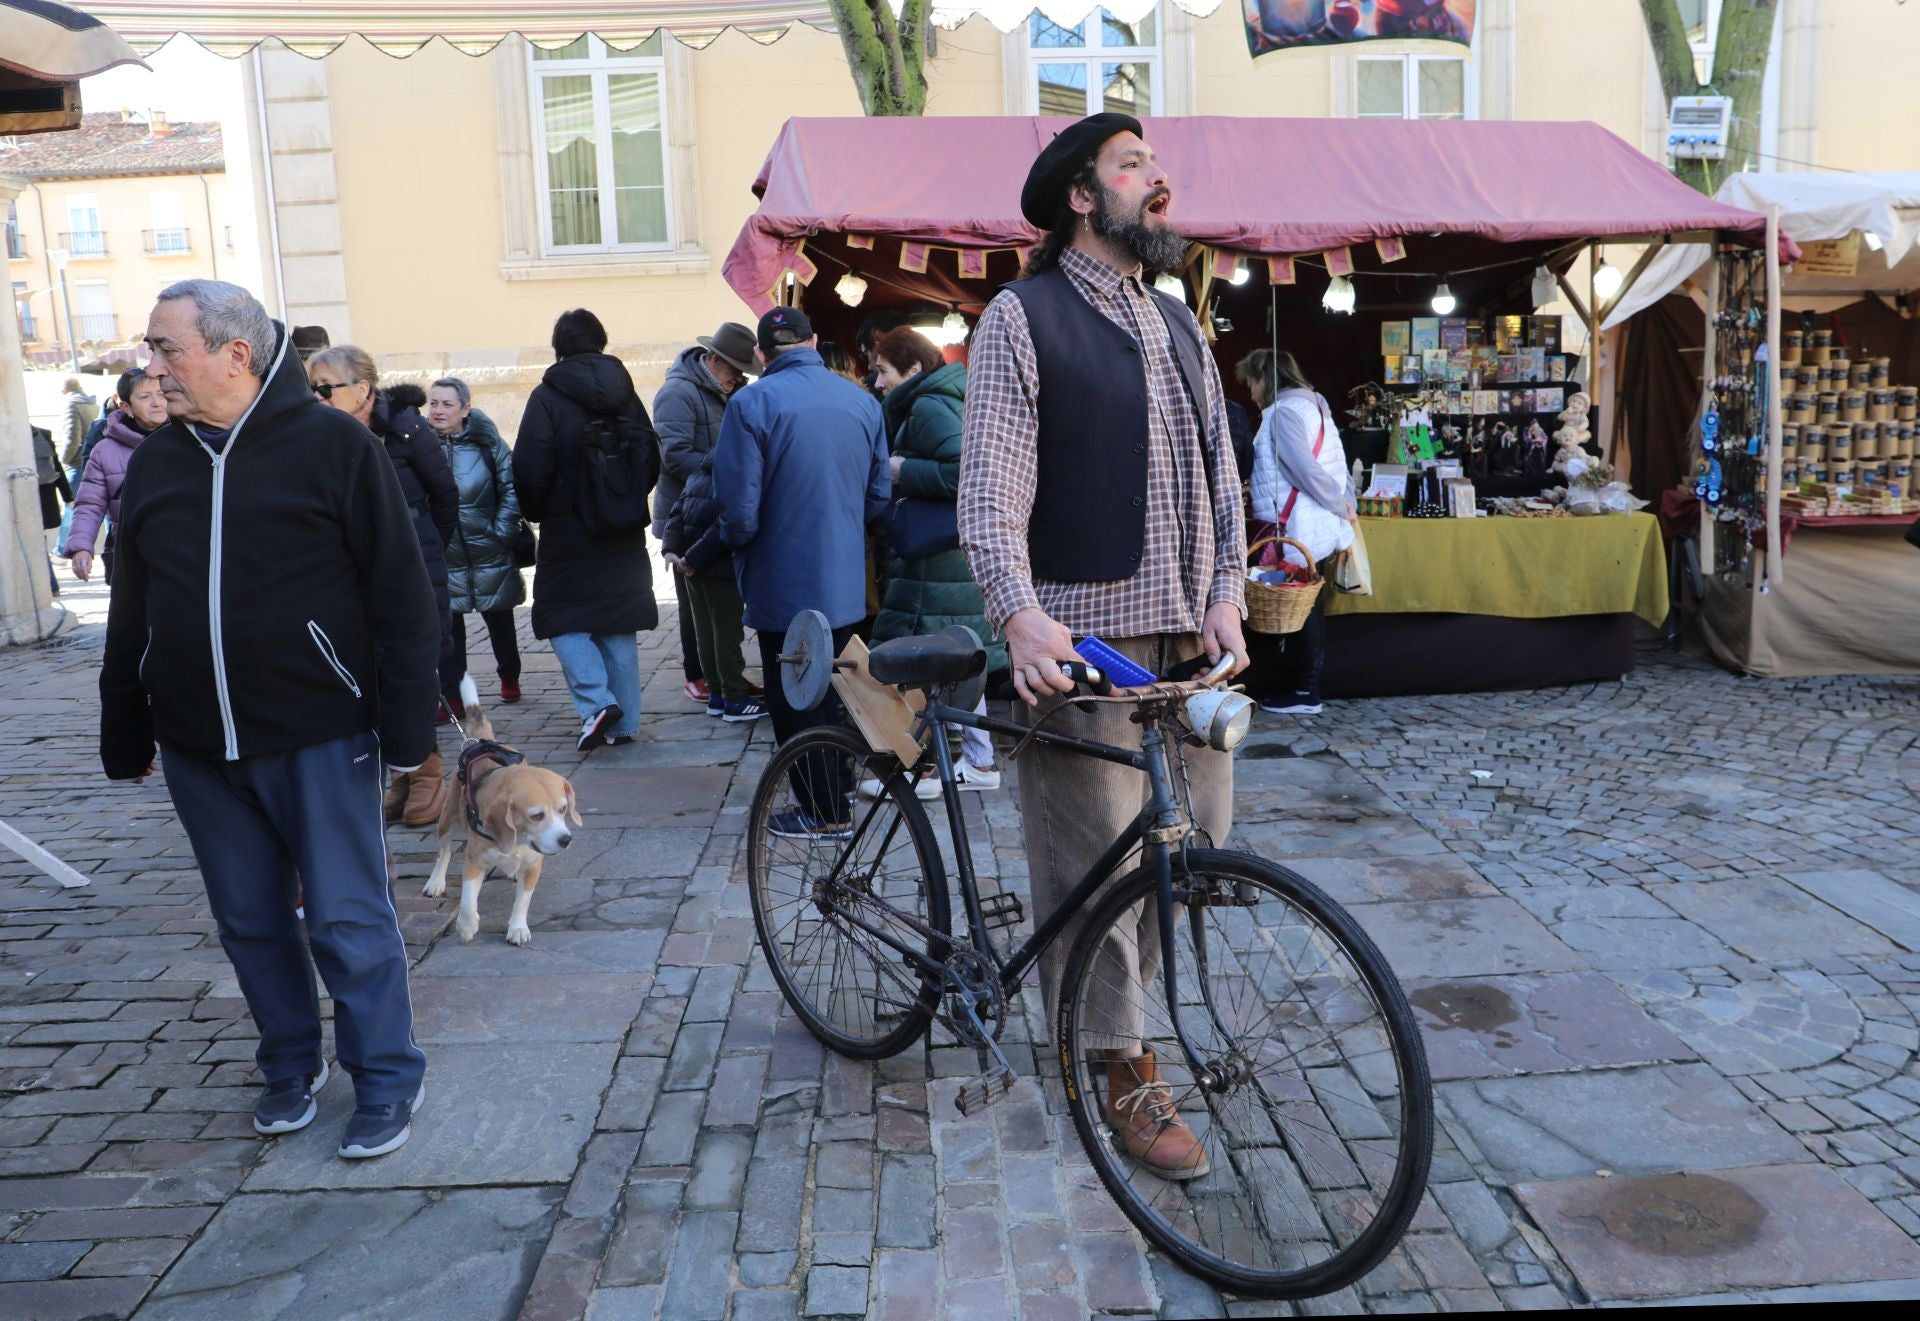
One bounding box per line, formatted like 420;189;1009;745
18;315;38;342
4;228;23;260
58;231;109;258
73;312;118;340
143;227;191;256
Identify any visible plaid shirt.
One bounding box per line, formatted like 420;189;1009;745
958;246;1246;638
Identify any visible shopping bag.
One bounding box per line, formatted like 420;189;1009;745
1328;520;1373;595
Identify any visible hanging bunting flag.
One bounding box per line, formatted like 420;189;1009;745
787;242;818;286
1246;0;1475;59
1268;255;1297;285
1376;236;1407;264
1215;251;1240;284
900;242;931;273
959;248;989;279
1324;246;1355;277
845;233;876;251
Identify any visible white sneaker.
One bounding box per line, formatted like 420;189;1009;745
952;762;1002;792
857;772;939;801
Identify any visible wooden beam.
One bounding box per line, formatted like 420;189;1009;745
1597;237;1671;323
1763;205;1784;589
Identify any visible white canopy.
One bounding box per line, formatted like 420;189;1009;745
1604;171;1920;327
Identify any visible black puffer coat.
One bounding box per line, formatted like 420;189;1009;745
371;383;457;622
443;408;526;614
513;352;660;639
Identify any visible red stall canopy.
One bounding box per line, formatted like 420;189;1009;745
723;115;1772;315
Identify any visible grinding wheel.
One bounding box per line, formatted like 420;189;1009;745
779;609;834;712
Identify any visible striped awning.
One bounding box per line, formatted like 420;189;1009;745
930;1;1222;30
81;2;839;57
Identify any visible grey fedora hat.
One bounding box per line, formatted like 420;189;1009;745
698;322;759;375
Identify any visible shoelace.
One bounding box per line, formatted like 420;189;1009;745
1112;1080;1181;1130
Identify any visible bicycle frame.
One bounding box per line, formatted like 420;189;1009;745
813;690;1225;1086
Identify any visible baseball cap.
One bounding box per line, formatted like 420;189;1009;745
757;305;814;355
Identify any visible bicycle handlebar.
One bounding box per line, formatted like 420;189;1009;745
1057;653;1237;699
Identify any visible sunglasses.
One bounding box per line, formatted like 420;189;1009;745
312;380;360;399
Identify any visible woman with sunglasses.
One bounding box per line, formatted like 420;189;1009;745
309;345;461;828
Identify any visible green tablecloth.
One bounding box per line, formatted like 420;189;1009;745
1324;510;1669;628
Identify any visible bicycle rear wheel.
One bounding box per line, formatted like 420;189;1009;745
1057;849;1432;1299
747;725;951;1059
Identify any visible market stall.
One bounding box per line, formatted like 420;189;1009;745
1605;173;1920;678
724;116;1772;695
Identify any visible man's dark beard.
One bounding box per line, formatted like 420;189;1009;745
1090;182;1189;276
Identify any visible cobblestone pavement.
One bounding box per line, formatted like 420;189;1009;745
5;571;1920;1318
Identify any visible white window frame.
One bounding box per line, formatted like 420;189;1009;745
527;35;677;258
1678;0;1723;85
1352;52;1477;121
1026;6;1165;118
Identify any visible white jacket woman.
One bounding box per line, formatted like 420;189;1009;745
1251;386;1356;567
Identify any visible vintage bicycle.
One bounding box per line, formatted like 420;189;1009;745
746;613;1432;1299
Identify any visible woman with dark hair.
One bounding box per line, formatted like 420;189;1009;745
1237;347;1356;716
426;376;526;704
65;369;169;586
863;326;1007;796
513;308;661;752
310;344;462;825
817;341;864;386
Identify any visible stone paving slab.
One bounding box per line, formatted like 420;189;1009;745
1509;887;1737;972
1776;869;1920;953
1514;1164;1920;1299
1347;897;1589;980
1405;972;1697;1081
1279;854;1499;905
406;974;650;1046
564;766;736;826
1613;968;1864;1076
138;1187;560;1320
1649;878;1899;961
411;930;665;978
244;1044;615;1190
1438;1064;1813;1183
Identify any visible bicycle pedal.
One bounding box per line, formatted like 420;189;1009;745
954;1066;1015;1117
979;892;1025;932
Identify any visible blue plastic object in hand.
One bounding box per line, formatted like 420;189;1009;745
1075;637;1157;689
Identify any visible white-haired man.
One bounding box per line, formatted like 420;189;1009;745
100;280;441;1159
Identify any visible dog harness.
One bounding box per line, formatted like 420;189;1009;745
458;738;527;842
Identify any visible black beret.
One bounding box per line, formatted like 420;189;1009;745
1020;111;1144;230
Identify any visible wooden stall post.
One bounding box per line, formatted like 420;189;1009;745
1698;248;1722;570
1763;205;1785;589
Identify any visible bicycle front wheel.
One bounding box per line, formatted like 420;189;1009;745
747;725;951;1059
1058;849;1432;1299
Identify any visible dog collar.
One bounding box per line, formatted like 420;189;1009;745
459;738;527;842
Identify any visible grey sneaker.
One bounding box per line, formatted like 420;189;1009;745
253;1059;329;1136
338;1080;425;1159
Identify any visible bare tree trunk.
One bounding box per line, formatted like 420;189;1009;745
827;0;929;116
1639;0;1780;193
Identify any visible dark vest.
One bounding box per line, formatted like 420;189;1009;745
1006;265;1210;583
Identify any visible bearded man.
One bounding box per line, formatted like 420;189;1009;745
957;113;1248;1179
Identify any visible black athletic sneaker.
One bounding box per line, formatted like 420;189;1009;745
577;704;622;752
253;1059;329;1136
338;1081;425;1160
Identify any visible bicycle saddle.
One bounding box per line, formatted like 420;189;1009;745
869;626;986;687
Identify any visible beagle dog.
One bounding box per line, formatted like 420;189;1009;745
423;677;581;946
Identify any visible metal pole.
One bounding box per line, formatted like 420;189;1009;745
56;265;78;374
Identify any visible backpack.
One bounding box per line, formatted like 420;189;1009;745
572;410;659;538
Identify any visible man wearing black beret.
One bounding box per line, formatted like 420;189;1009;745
957;114;1247;1181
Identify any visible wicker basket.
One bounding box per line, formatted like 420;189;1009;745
1245;534;1323;635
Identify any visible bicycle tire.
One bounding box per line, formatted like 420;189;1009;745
1056;849;1433;1299
747;725;951;1059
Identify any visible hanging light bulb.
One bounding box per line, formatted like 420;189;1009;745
1863;230;1885;252
1153;271;1184;298
1592;255;1624;303
1430;281;1456;316
1531;263;1557;309
942;305;968;339
834;269;868;307
1230;264;1251;286
1322;275;1356;315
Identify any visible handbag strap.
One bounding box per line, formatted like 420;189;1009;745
1277;406;1328;527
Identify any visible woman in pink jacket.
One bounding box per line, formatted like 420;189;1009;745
65;369;169;585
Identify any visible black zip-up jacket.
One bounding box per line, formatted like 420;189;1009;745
100;321;441;779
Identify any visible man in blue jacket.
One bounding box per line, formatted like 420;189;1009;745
714;305;889;835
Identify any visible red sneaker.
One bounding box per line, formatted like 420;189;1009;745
499;678;522;704
684;678;710;704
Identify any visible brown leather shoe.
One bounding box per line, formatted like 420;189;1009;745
382;771;408;824
401;750;447;828
1103;1050;1211;1180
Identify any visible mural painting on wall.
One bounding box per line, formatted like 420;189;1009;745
1244;0;1475;57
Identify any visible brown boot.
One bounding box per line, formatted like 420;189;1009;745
401;750;447;827
1103;1050;1211;1180
382;771;408;823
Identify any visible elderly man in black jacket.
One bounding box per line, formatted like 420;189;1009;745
104;279;440;1161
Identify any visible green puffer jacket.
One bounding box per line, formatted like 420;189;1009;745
873;362;1008;676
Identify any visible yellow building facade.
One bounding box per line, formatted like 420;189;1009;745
233;0;1920;430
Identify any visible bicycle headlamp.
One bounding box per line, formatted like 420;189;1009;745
1184;690;1255;753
